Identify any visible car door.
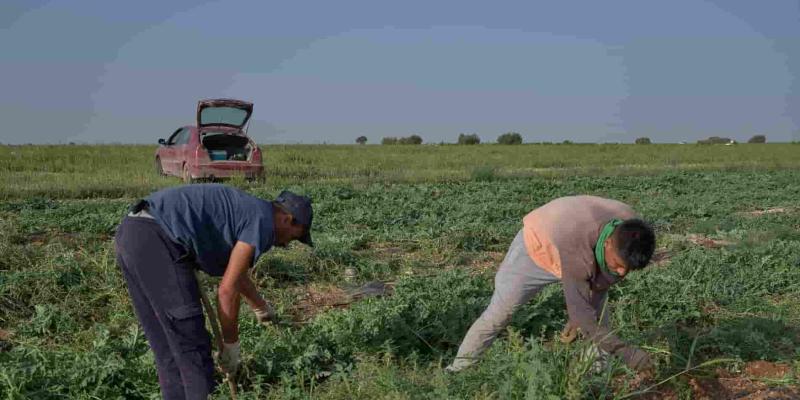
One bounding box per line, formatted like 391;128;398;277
161;128;184;175
174;128;193;172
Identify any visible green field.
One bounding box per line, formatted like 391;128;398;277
2;143;798;199
1;144;799;399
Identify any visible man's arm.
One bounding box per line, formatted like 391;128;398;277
561;289;610;344
589;289;611;329
217;241;255;344
238;272;268;310
562;277;625;352
562;275;651;370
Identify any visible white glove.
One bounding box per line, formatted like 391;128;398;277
218;341;240;375
253;302;277;325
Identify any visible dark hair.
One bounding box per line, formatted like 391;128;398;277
612;219;655;270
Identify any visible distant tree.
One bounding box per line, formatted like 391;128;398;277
562;139;573;145
399;134;423;145
747;134;766;144
457;133;481;145
698;136;732;145
497;132;523;145
356;136;368;145
635;137;652;145
382;137;398;145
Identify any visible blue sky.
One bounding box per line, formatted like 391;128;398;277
1;0;798;144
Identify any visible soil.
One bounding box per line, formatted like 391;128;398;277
626;361;797;400
466;251;505;273
651;248;673;266
289;285;351;323
0;329;11;352
685;234;736;248
372;243;403;257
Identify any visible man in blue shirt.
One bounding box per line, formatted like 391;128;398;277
114;184;313;399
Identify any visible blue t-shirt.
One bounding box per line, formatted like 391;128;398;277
145;184;275;276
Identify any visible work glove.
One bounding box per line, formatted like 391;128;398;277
218;341;240;375
559;321;580;344
253;302;277;325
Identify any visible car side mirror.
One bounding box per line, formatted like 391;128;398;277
158;138;166;145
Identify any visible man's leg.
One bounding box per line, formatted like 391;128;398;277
116;251;186;400
116;218;215;399
447;230;559;371
156;262;215;399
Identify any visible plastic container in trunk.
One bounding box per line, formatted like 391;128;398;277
209;150;227;161
202;133;251;161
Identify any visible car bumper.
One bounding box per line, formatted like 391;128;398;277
191;162;264;179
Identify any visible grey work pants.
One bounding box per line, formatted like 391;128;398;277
115;216;216;399
449;229;564;371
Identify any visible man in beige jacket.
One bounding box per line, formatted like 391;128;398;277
446;195;656;373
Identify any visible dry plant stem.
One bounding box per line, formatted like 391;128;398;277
195;271;238;400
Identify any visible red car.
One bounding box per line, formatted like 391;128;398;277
156;99;264;182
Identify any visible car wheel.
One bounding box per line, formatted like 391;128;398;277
182;163;194;183
247;174;266;184
155;157;165;176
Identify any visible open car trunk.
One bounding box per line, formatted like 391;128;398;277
202;133;253;161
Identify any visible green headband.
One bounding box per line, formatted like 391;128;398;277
596;219;623;277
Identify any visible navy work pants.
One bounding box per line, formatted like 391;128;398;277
114;216;216;399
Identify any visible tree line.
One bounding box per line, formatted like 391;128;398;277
355;133;770;145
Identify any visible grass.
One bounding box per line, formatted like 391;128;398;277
1;144;799;398
1;143;799;199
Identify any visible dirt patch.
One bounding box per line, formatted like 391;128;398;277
625;363;797;400
712;363;798;399
651;248;673;266
288;281;396;324
0;329;11;352
465;251;505;273
289;285;351;323
743;361;792;380
687;375;732;400
348;281;394;301
370;243;403;257
611;373;677;400
685;234;736;248
741;208;791;217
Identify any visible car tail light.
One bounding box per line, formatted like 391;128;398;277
195;144;211;162
251;145;262;163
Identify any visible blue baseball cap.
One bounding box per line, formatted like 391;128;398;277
274;190;314;246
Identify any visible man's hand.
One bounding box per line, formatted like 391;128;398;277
559;321;579;344
253;302;277;325
218;341;241;375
